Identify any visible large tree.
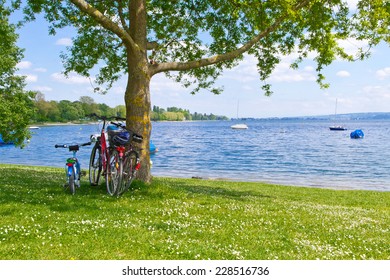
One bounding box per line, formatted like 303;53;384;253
12;0;390;181
0;0;35;146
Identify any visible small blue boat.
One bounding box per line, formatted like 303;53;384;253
350;129;364;139
150;140;158;154
0;134;14;145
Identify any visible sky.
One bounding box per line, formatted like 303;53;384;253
10;1;390;119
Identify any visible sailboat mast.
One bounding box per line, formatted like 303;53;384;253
236;100;239;119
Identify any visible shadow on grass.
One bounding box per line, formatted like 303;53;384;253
0;166;119;212
0;165;273;215
160;179;274;201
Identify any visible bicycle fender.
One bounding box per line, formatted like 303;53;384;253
67;166;73;177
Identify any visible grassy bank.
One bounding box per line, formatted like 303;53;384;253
0;164;389;260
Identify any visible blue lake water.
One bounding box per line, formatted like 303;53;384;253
1;119;390;191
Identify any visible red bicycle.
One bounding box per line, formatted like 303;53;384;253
105;121;142;196
88;114;123;189
88;114;142;196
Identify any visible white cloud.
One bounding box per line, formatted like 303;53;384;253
223;54;317;84
34;67;47;72
224;62;258;82
362;84;390;99
33;86;53;92
51;72;90;84
17;74;38;82
26;74;38;82
242;85;253;91
111;86;126;94
336;70;351;77
346;0;359;10
16;61;32;69
151;74;188;95
269;62;316;83
376;67;390;80
55;37;73;46
337;38;370;57
303;66;314;72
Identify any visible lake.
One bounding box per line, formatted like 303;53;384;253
1;119;389;191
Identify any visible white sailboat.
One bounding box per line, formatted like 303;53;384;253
231;123;248;129
329;98;347;131
231;101;248;129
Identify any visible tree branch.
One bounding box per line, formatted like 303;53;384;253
149;0;312;76
69;0;138;53
115;0;130;32
147;41;159;50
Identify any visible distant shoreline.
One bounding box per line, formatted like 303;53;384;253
28;111;390;127
29;119;230;127
29;122;98;127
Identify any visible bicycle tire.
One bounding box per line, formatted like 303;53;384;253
89;143;102;186
106;149;122;196
69;167;76;195
117;150;138;196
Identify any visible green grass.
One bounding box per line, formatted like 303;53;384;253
0;164;389;260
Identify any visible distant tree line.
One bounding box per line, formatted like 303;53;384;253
31;93;228;123
151;106;228;121
31;93;126;123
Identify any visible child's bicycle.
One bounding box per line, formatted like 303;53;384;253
55;142;91;195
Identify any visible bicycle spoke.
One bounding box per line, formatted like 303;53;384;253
89;143;102;186
106;150;122;196
117;150;139;196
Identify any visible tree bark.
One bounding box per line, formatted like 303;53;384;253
125;0;152;183
125;59;152;183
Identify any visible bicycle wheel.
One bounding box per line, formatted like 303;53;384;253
89;143;102;186
117;150;138;196
68;167;76;195
106;149;122;196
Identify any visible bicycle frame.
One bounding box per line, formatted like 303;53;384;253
100;121;109;172
88;114;142;196
88;114;127;188
66;150;80;186
55;142;91;195
89;118;109;170
107;121;142;196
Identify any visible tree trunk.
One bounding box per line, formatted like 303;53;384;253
125;0;151;183
125;49;152;183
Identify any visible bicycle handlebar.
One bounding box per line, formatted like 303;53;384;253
55;142;91;149
88;114;142;142
55;144;67;148
110;121;143;143
110;121;126;130
87;113;126;121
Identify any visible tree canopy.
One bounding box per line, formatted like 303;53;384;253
0;0;35;146
14;0;390;93
10;0;390;181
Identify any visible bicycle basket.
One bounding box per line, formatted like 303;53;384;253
111;131;131;146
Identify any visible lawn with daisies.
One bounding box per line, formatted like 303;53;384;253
0;164;389;260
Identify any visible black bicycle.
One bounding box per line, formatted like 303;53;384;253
88;114;142;196
107;121;142;196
